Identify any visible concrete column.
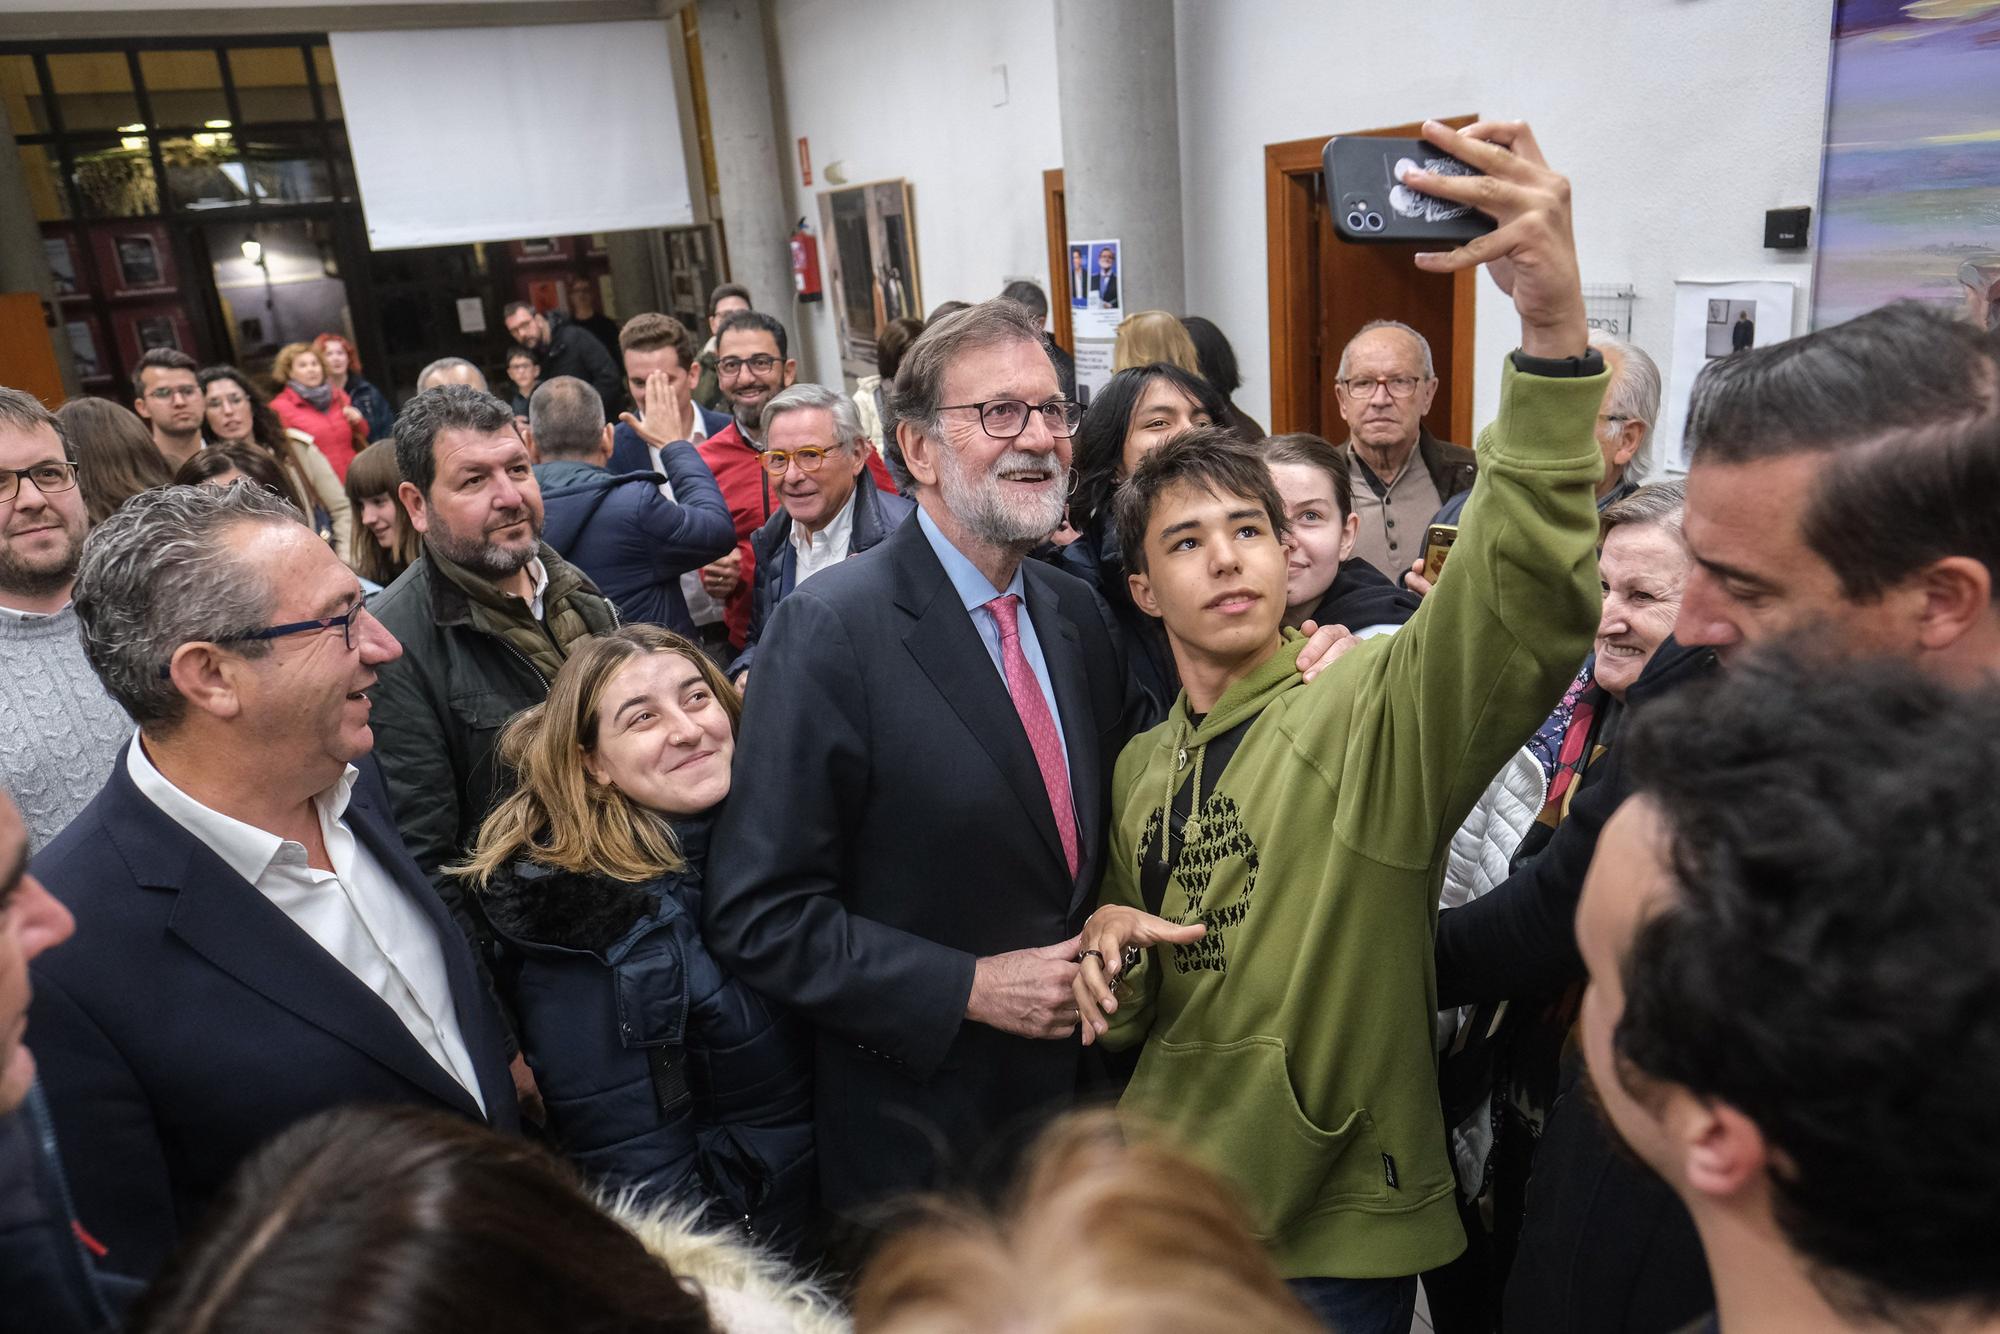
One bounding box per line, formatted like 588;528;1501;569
1054;0;1186;319
695;0;794;345
0;97;78;395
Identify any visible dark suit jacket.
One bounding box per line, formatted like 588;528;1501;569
27;748;520;1282
705;512;1138;1213
609;405;734;476
1097;270;1118;306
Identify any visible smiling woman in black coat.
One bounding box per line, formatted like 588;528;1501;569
457;625;813;1256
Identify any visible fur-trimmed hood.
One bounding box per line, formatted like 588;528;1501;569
480;861;685;959
607;1198;848;1334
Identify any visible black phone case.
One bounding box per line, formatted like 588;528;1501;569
1323;136;1497;245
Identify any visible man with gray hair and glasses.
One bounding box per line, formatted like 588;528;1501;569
729;381;914;684
28;482;518;1283
0;387;128;850
530;374;735;635
1428;329;1660;534
705;303;1347;1227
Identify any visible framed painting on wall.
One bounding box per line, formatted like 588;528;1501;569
1812;0;2000;331
816;178;921;378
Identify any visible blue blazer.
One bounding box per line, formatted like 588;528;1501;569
609;404;734;476
27;747;521;1283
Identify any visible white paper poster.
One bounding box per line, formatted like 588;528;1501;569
1068;238;1122;339
456;297;487;334
1073;339;1114;405
1658;280;1796;472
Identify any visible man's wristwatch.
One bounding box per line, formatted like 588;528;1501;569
1510;348;1606;378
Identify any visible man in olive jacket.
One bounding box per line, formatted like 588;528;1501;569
368;387;617;1009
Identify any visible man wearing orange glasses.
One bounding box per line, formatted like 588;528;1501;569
729;384;913;686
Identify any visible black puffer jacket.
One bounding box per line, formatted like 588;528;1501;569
480;818;814;1256
1308;556;1421;636
1053;517;1178;729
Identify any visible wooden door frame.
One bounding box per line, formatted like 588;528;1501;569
1264;120;1478;441
1043;167;1072;354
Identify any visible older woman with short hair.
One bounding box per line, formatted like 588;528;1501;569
269;341;367;480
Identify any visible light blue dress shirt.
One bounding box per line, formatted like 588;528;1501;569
916;507;1072;781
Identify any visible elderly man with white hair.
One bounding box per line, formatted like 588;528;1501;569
728;382;914;683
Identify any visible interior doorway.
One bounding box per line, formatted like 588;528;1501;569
1043;167;1072;355
1264;117;1478;445
200;217;354;382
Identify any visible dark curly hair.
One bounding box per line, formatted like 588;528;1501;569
1618;650;2000;1324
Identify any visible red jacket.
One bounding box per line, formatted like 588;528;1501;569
698;421;900;648
271;384;366;480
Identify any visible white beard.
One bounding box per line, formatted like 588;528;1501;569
933;442;1067;548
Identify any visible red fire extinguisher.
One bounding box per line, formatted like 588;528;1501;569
790;218;823;303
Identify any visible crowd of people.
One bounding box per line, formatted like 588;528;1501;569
2;117;1998;1334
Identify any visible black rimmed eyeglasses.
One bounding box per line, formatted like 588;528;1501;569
156;606;368;678
936;398;1083;439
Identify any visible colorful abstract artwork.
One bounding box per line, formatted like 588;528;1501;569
1812;0;2000;330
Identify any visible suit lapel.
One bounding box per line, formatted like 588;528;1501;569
100;759;487;1120
1024;566;1101;907
889;522;1071;882
346;767;514;1123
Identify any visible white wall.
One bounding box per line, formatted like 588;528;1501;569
1174;0;1834;464
766;0;1064;385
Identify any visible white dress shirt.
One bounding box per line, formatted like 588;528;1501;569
126;736;488;1114
647;409;725;627
789;485;858;589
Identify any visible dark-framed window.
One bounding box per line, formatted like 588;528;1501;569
2;36;350;394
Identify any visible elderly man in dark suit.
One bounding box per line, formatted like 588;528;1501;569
706;301;1348;1226
28;483;519;1284
705;301;1121;1224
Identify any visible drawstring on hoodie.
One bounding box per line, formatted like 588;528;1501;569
1161;712;1208;882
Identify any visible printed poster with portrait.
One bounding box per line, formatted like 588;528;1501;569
1069;239;1122;339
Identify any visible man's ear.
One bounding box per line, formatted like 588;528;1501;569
898;419;939;488
399;480;431;535
1914;556;1993;654
1675;1095;1770;1205
783;359;798;389
1611;420;1646;472
167;644;247;725
597;423;616;466
1128;567;1162;620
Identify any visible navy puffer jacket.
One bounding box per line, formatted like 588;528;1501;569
480;817;814;1255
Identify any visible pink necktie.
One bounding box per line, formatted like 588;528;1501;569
986;594;1079;878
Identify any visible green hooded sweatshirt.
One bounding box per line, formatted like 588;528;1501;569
1100;356;1607;1280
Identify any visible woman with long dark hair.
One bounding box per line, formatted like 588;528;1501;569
1181;316;1265;442
456;626;814;1257
201;364;352;558
1056;362;1227;725
343;439;418;589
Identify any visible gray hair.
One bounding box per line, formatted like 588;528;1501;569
1337;319;1434;380
891;299;1049;442
760;383;862;451
416;357;489;393
0;385;68;455
393;384;517;495
73;481;303;730
1591;330;1662;466
1601;478;1687;542
527;376;606;460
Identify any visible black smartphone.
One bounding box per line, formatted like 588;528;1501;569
1422;523;1459;583
1323;136;1497;245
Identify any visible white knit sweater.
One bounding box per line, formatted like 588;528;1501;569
0;608;130;850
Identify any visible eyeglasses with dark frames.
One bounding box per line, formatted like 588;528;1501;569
0;461;79;505
155;604;369;678
936;398;1084;439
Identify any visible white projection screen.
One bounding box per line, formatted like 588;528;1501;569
330;22;694;250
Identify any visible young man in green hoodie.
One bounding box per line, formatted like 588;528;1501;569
1069;118;1607;1333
